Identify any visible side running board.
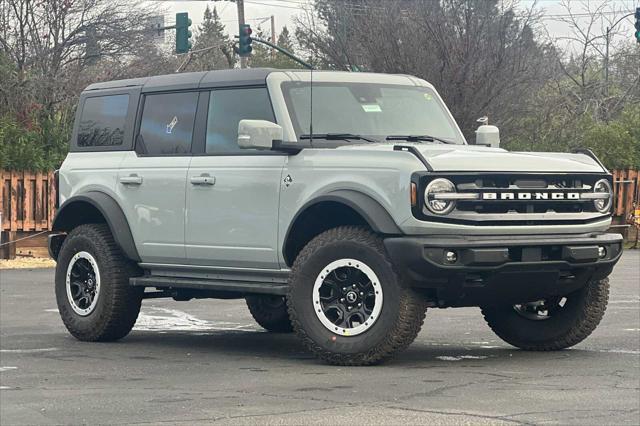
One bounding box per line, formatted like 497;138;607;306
130;276;288;296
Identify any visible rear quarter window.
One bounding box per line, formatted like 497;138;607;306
77;94;130;147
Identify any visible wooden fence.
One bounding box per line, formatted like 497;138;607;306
1;170;56;232
612;169;639;220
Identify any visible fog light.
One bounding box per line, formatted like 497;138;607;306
598;246;606;259
445;251;458;264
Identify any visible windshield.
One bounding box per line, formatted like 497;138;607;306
281;81;465;145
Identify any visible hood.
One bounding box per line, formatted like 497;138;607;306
338;143;606;173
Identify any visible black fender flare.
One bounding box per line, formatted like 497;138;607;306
283;190;403;263
306;190;403;235
52;192;140;262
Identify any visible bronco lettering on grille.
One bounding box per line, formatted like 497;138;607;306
481;192;581;200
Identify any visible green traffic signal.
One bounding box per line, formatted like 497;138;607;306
176;12;193;54
238;24;253;57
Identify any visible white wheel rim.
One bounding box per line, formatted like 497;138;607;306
65;251;101;316
312;258;383;336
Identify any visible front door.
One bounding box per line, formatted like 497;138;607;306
185;87;285;269
117;91;199;264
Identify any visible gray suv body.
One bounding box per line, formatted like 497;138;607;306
49;69;622;365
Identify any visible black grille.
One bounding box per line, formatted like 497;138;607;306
455;175;597;214
412;173;611;225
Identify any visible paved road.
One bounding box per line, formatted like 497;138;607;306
1;252;639;425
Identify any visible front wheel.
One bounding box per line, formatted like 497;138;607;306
482;277;610;350
287;226;427;366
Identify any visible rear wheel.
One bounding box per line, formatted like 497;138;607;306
482;277;609;350
287;226;427;366
55;224;143;341
245;295;293;333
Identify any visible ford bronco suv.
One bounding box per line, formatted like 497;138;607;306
49;69;622;365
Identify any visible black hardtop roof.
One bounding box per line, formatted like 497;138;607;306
84;68;283;92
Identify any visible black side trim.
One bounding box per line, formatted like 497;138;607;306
130;276;288;296
52;192;140;262
393;145;434;171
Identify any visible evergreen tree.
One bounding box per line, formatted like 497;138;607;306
249;26;303;69
189;6;234;71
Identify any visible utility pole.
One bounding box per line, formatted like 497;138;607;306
236;0;247;68
270;15;276;60
605;26;610;98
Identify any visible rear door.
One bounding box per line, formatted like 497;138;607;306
185;87;286;268
116;91;199;264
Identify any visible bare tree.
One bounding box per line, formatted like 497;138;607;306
545;0;640;122
0;0;162;117
296;0;553;137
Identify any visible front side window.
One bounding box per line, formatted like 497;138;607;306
281;82;464;144
138;92;198;155
206;87;275;154
77;94;129;147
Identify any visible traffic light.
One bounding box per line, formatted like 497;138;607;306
635;8;640;44
176;12;192;54
238;24;253;56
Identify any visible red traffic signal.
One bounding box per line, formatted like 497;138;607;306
241;26;253;36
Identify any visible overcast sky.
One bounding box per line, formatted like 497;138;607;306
149;0;639;50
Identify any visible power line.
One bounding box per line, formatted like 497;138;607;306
244;1;303;10
540;10;636;19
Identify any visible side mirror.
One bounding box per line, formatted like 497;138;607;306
237;119;283;150
475;124;500;148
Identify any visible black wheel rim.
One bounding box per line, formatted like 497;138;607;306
65;251;100;316
313;259;383;336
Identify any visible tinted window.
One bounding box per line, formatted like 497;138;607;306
77;94;129;147
138;92;198;155
206;88;275;153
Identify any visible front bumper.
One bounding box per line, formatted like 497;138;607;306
384;232;623;307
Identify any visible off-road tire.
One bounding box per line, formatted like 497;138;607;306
287;226;427;366
55;224;143;341
482;277;610;350
246;295;293;332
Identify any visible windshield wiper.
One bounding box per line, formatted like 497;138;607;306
300;133;378;143
386;135;455;145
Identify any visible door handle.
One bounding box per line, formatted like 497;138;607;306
190;174;216;186
119;174;143;185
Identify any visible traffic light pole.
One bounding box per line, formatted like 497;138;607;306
251;37;314;70
237;0;247;69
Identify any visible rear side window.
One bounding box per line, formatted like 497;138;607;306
206;88;275;153
77;94;129;147
137;92;198;155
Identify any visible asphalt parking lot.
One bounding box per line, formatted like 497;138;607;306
1;251;638;425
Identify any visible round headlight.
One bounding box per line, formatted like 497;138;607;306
593;179;612;213
424;178;456;215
